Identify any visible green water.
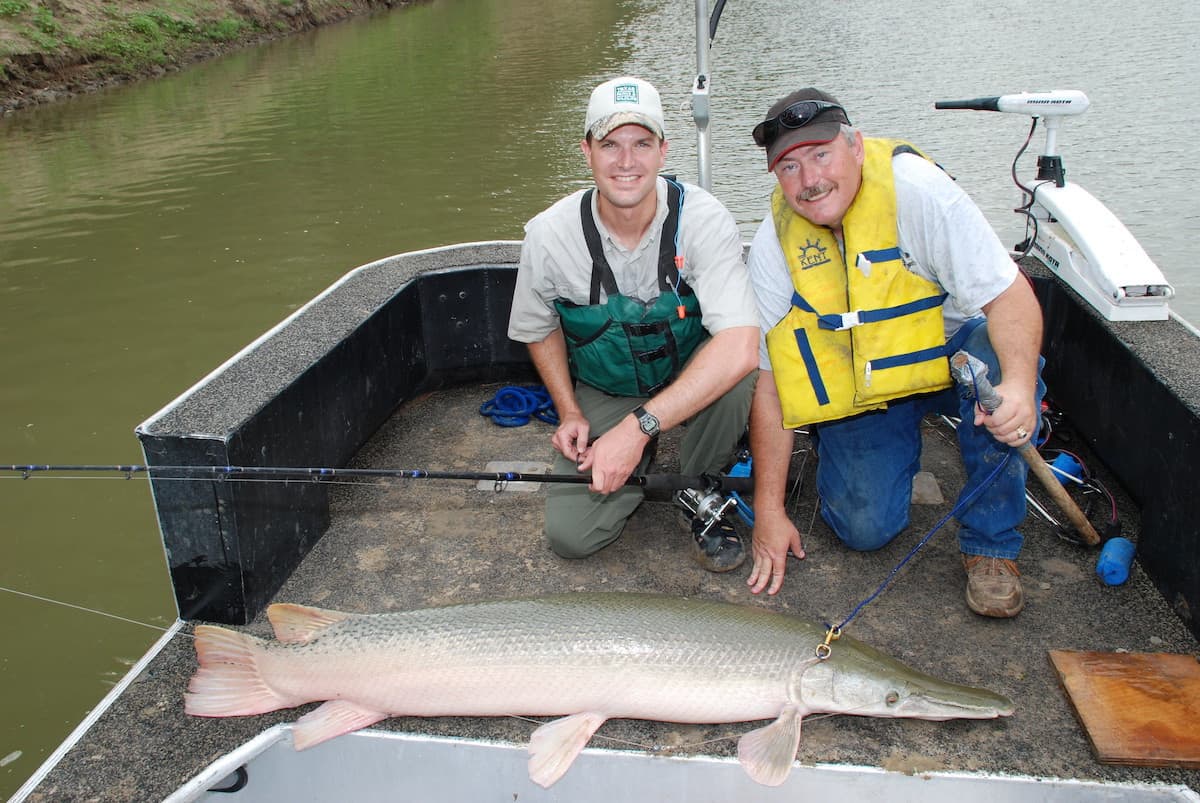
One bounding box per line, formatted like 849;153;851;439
0;0;635;794
3;0;1197;795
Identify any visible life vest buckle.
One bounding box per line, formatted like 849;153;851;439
834;310;861;330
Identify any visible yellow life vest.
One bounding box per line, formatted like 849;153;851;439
765;138;952;428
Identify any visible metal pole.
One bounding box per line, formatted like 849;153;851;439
692;0;712;190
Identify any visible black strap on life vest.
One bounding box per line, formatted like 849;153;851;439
893;142;953;180
579;176;691;305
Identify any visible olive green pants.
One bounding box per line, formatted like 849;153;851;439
543;369;757;558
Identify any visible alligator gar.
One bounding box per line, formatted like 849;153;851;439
185;592;1013;787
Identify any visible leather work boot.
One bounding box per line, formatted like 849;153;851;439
963;554;1024;618
683;513;746;573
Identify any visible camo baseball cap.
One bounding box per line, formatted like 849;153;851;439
585;76;665;140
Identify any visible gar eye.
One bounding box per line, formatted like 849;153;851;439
885;691;900;706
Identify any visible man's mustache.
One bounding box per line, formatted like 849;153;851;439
796;183;834;202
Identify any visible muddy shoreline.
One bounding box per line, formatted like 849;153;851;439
1;0;419;115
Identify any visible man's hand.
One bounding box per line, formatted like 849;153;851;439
972;379;1038;446
576;415;646;493
747;507;806;595
551;409;591;464
746;368;805;595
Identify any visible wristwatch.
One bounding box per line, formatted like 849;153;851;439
632;405;660;438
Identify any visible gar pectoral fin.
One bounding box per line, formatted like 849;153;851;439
736;704;803;787
527;711;608;788
291;700;388;750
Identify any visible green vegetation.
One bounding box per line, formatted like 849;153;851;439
1;0;273;86
1;0;399;109
0;0;30;17
88;9;250;66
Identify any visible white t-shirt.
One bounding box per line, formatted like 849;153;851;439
508;177;759;344
748;152;1018;369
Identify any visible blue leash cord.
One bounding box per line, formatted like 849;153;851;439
479;385;559;427
816;353;1027;655
829;451;1012;635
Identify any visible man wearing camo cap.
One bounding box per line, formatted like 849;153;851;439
508;76;759;573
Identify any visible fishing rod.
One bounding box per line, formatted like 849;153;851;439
2;463;754;493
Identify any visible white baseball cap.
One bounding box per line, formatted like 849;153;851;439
585;76;665;140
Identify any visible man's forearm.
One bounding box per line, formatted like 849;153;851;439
749;370;795;512
640;325;759;431
981;276;1043;390
526;329;581;419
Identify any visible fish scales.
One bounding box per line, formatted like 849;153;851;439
186;591;1013;788
250;593;806;722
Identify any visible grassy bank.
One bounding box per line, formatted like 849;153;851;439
0;0;412;112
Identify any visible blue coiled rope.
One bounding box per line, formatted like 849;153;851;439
479;385;559;427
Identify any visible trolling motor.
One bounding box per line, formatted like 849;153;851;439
935;90;1174;322
935;90;1090;187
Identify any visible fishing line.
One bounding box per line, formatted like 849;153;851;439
0;584;185;636
0;473;396;490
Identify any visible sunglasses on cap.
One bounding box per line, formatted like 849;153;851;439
752;100;849;147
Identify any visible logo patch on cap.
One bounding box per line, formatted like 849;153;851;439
613;84;640;104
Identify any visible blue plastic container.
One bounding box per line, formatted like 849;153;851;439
1096;537;1135;586
1050;452;1083;485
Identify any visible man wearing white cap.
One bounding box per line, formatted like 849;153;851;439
744;88;1045;618
508;76;759;572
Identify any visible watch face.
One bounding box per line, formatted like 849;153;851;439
637;407;659;436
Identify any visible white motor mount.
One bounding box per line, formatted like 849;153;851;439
1027;181;1173;321
936;90;1175;322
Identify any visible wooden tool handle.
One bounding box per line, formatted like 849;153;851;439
950;351;1101;546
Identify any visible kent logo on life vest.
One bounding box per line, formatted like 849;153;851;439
797;238;833;270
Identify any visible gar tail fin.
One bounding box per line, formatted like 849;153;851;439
736;704;803;786
266;603;354;644
185;625;291;717
527;711;607;788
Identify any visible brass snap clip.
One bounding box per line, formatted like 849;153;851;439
815;624;841;661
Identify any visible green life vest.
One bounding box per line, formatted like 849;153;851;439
553;177;705;398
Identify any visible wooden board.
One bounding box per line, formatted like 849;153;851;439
1049;650;1200;768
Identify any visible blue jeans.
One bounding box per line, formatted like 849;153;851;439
813;319;1045;559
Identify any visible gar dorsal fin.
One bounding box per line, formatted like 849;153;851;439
266;603;354;644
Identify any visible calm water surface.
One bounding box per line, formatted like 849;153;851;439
2;0;1196;794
